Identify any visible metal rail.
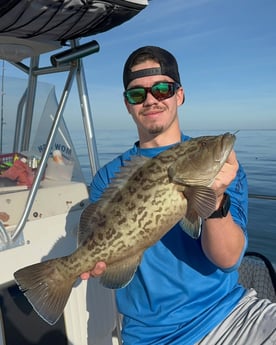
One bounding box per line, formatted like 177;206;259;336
0;64;77;244
248;194;276;201
0;39;101;245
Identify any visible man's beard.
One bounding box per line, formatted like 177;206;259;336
148;124;164;135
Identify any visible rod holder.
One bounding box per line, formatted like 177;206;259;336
51;40;100;66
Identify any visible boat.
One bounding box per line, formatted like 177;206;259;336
0;1;148;344
0;1;275;345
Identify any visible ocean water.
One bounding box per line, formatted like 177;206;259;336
72;129;276;263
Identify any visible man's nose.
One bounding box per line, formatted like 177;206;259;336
143;90;158;105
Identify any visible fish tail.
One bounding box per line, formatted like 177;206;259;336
14;257;76;325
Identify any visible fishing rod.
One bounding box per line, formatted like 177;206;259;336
0;60;5;153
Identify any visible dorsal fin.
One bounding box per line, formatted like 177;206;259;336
96;155;149;205
78;203;98;245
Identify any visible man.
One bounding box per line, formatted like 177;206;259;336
81;46;276;344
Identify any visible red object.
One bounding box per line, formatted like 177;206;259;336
1;158;34;187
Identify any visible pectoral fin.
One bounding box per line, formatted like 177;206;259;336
179;213;202;239
180;185;217;239
184;185;217;218
100;254;142;289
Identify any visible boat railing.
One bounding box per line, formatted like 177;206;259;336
248;193;276;201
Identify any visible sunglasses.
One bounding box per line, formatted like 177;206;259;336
124;82;181;105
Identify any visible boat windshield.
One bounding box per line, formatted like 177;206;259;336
1;76;84;183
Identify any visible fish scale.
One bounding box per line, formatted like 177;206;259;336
14;133;235;325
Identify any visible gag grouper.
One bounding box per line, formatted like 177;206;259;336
14;133;235;325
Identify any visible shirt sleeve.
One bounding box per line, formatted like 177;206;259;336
228;161;248;233
89;167;110;203
89;149;134;203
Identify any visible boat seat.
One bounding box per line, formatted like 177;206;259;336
238;251;276;302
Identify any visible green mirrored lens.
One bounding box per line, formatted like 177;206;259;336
126;88;146;104
151;83;173;100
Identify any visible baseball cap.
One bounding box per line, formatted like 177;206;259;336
123;46;181;89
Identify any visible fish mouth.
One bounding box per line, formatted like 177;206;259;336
222;132;236;149
215;132;236;162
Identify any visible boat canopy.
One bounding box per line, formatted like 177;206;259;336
0;0;148;61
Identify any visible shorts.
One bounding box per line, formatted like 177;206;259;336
196;289;276;345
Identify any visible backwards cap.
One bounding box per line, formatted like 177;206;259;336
123;46;181;89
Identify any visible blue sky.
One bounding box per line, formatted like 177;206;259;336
4;0;276;131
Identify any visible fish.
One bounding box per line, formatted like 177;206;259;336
14;132;235;325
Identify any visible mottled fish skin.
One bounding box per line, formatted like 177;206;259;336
14;133;235;325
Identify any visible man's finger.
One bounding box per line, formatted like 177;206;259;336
80;262;107;280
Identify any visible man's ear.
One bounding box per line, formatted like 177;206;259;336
177;87;185;105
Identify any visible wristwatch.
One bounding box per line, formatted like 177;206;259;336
208;193;231;219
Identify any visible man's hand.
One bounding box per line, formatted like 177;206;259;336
202;149;245;268
211;150;238;208
80;261;106;280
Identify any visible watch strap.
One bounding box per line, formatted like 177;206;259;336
207;193;231;219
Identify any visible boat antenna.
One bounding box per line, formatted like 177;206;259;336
0;59;5;153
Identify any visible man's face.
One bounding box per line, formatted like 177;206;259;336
124;60;184;143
